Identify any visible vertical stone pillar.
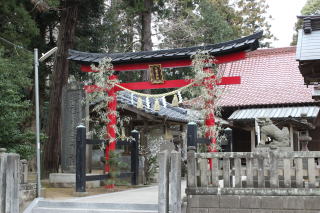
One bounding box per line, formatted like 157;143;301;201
0;149;20;213
20;159;28;184
0;148;7;213
6;153;20;213
171;150;181;213
158;150;169;213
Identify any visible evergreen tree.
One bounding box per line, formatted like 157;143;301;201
235;0;274;47
291;0;320;45
0;51;34;159
0;0;39;159
159;0;274;48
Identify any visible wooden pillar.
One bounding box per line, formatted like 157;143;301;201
143;121;149;184
251;128;256;152
289;124;294;151
298;132;301;151
105;75;118;173
131;130;139;185
85;99;92;173
76;125;86;193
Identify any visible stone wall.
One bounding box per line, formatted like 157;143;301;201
19;183;37;211
187;195;320;213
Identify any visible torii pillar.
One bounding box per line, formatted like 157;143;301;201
105;75;118;173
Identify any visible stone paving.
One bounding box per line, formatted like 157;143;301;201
64;181;186;204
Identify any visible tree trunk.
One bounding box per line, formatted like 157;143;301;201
44;0;78;175
141;0;153;90
141;0;153;52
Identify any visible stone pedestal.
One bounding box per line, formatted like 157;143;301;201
253;145;292;167
254;145;292;153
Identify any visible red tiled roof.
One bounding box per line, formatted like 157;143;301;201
217;46;315;107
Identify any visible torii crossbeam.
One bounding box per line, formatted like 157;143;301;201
68;31;262;173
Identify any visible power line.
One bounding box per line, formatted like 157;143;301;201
0;36;33;54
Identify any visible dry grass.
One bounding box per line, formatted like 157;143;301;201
44;185;134;200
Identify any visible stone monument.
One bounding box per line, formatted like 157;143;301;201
61;80;88;173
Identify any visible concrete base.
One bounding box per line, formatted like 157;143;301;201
49;173;100;188
187;195;320;213
73;191;89;197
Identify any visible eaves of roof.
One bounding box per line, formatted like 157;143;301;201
229;106;320;120
68;31;263;65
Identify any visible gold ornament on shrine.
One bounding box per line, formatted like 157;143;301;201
149;64;164;84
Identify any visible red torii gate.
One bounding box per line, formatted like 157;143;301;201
68;31;262;172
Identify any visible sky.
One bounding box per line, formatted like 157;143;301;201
267;0;307;47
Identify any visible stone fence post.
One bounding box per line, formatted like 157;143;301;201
171;150;181;213
0;148;20;213
20;159;28;184
158;149;182;213
158;150;169;213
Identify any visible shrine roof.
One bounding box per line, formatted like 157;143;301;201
117;91;190;123
184;47;317;108
220;47;316;107
68;31;262;65
229;106;320;120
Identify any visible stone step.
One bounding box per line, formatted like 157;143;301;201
31;200;158;213
32;207;157;213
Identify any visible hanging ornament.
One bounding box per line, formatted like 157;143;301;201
154;98;161;112
146;97;150;109
137;97;143;109
121;127;126;139
130;93;134;105
178;91;183;103
172;94;179;107
162;96;167;108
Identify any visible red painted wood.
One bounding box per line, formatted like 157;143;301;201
115;79;193;91
83;76;240;93
80;52;246;72
215;51;246;64
105;75;117;178
115;76;240;91
203;68;218;170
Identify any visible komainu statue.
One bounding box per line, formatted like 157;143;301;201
257;118;290;149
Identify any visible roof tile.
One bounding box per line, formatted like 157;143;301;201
218;47;315;107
